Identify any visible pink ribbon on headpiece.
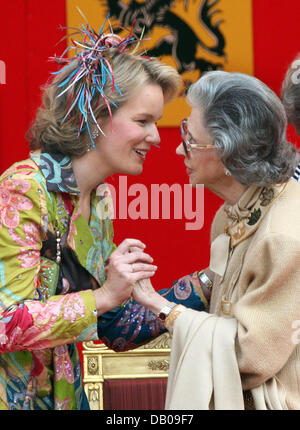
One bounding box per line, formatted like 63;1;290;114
99;33;123;49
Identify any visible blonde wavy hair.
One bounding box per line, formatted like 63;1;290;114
27;49;182;157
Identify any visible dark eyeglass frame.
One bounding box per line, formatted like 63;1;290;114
180;118;215;158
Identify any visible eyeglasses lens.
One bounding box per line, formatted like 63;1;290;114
181;119;190;157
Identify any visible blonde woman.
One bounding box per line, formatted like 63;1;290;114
0;21;185;410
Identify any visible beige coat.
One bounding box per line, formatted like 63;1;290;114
165;179;300;410
209;179;300;409
165;308;287;410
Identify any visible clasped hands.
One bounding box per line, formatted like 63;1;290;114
94;238;214;317
94;239;158;316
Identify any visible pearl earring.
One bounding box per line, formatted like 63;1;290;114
87;128;100;152
92;128;100;139
225;168;231;176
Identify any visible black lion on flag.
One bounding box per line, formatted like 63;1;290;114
99;0;226;79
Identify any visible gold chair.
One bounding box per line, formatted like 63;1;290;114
83;332;171;410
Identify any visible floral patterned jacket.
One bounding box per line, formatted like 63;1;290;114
0;152;206;410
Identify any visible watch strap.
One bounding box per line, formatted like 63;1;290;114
158;302;177;321
198;271;213;290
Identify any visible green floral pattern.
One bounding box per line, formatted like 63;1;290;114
0;153;116;409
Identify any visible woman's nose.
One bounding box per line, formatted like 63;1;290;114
146;124;161;145
176;142;185;156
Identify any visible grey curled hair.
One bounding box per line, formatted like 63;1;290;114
187;71;300;186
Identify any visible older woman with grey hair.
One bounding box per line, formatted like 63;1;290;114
133;71;300;410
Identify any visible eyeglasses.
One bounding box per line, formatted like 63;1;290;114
180;118;215;158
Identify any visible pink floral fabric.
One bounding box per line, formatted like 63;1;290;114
9;222;40;268
0;158;99;409
0;178;33;228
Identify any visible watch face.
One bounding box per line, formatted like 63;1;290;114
158;303;176;321
158;312;167;321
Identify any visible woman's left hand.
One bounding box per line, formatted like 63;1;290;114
129;245;158;306
129;246;170;313
95;239;157;315
132;278;157;306
132;278;171;316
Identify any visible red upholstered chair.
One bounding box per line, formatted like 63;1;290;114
82;333;171;410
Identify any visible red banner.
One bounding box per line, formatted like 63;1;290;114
1;0;300;290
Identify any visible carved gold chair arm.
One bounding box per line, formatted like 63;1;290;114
82;332;172;410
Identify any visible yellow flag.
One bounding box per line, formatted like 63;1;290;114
66;0;253;126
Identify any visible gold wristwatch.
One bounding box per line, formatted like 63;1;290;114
157;302;177;321
198;271;213;290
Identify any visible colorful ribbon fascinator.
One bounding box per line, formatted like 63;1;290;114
49;10;146;150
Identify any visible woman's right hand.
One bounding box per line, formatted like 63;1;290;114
93;239;157;316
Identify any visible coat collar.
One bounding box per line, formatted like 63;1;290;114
209;182;288;278
223;182;288;247
30;151;80;195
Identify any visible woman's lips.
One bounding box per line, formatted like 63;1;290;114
134;149;147;161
